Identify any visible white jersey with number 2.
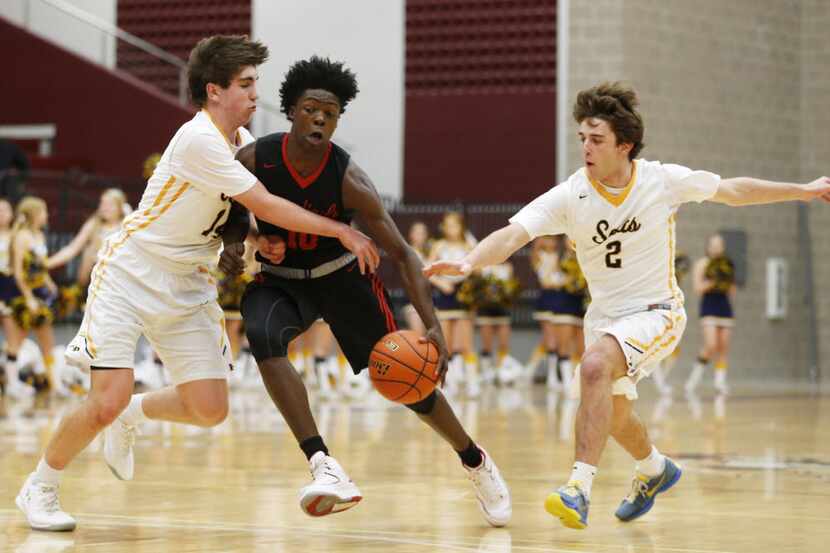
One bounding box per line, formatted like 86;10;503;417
510;159;720;319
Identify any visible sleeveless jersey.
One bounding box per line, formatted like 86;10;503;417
253;133;352;270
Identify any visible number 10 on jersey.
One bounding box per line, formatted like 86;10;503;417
287;231;319;251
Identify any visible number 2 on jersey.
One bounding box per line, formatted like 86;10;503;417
605;240;622;268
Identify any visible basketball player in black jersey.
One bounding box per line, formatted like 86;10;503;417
221;57;511;525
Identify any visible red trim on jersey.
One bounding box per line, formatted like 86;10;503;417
281;134;332;189
371;274;397;333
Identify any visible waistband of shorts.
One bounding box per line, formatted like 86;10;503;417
260;253;356;280
124;238;208;276
590;298;683;319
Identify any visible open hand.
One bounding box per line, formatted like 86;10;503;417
803;176;830;203
420;326;449;385
422;259;472;278
337;226;380;274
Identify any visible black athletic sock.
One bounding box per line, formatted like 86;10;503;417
457;439;483;468
300;435;329;461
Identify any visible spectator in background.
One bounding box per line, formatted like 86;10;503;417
403;221;431;336
47;188;130;288
428;212;478;396
0;139;31;202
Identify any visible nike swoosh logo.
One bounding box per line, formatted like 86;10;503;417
646;473;667;497
323;472;342;483
263;163;276;168
578;194;588;199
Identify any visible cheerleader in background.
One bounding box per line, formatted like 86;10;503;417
0;198;17;395
530;235;585;391
473;260;521;385
650;252;691;395
530;236;560;382
5;197;59;393
685;234;735;395
403;221;431;336
427;212;478;396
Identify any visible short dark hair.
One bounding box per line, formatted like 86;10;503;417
573;82;645;160
279;56;359;119
187;35;269;107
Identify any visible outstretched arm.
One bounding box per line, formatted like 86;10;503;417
711;176;830;206
423;223;531;278
343;161;449;379
46;218;97;269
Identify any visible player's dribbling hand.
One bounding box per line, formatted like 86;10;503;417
422;260;473;278
420;326;449;385
257;235;286;265
337;226;380;274
803;176;830;203
218;242;246;275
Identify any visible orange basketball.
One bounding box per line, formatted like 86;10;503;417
369;330;440;404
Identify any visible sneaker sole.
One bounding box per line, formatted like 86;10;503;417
300;493;363;517
15;495;76;532
544;493;586;530
105;461;133;481
616;465;683;522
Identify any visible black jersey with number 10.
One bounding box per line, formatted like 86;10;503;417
253;132;353;269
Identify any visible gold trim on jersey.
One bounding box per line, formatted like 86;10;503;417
83;176;190;358
588;160;638;207
203;109;240;151
667;213;682;304
639;312;684;366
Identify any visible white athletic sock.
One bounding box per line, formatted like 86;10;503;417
120;393;150;426
34;457;63;486
636;445;666;478
569;461;597;498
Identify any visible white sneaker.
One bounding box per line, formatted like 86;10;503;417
15;474;76;531
464;448;511;527
104;418;138;480
298;452;362;517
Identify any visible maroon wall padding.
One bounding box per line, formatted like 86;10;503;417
405;0;557;203
0;18;192;177
118;0;252;98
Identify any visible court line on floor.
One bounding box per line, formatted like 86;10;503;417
0;509;739;553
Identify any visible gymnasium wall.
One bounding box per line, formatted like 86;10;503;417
802;0;830;382
403;0;557;203
251;0;405;199
0;0;117;68
566;0;827;381
0;17;192;177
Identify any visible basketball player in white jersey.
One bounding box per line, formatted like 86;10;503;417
15;35;379;532
425;82;830;529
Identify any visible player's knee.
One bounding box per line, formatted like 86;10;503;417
189;400;229;427
405;390;438;415
90;394;131;428
580;353;611;386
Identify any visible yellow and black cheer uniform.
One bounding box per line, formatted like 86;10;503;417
431;241;473;320
471;264;519;325
10;241;56;330
0;233;15;316
216;268;253;321
535;251;586;326
700;255;734;327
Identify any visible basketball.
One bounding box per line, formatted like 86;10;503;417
369;330;440;404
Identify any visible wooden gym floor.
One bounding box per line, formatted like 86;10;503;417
1;383;829;552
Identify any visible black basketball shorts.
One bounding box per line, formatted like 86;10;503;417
241;261;398;373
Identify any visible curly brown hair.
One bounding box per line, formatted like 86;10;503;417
187;35;269;107
573;82;645;160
